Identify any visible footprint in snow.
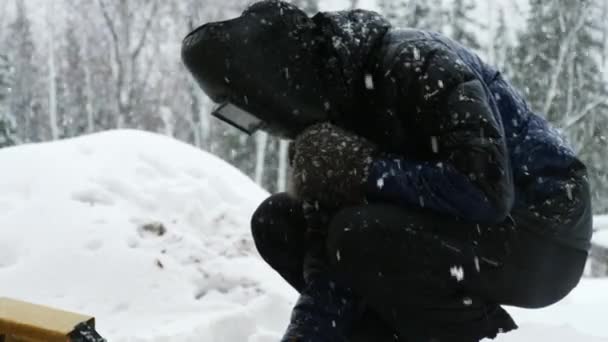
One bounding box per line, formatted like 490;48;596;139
137;222;167;238
84;239;103;251
71;189;115;206
111;302;130;313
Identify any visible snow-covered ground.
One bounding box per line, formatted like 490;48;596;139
593;215;608;247
0;130;295;341
0;130;606;341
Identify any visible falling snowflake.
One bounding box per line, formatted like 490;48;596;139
364;74;374;90
450;265;465;282
565;183;574;200
430;136;439;153
376;177;384;189
413;47;420;60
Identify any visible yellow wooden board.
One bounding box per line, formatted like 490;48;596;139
0;297;94;342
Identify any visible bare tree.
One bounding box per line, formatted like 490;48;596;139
46;0;59;140
603;0;608;72
97;0;161;128
82;31;95;134
277;139;289;191
7;0;40;143
511;0;608;212
255;132;269;186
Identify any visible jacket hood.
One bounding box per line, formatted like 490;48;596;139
311;10;391;118
182;0;329;138
181;0;390;138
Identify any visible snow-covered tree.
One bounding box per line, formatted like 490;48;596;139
46;0;59;141
0;54;16;148
0;55;9;107
58;12;90;137
511;0;608;212
377;0;444;31
96;0;162;129
445;0;480;50
603;0;608;73
487;7;511;72
5;0;46;143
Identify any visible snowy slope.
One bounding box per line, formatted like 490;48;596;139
0;130;606;341
499;279;608;342
0;130;296;341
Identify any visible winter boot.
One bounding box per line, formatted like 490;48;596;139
281;272;362;342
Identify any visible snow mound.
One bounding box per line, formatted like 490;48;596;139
500;279;608;341
0;130;295;341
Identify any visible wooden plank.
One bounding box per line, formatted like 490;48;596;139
0;298;94;342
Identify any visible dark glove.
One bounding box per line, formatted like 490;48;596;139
289;122;376;209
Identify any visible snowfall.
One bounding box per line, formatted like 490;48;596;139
0;130;606;342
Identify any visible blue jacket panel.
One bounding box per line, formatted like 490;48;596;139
361;29;592;251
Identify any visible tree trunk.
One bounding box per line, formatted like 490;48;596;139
188;77;201;148
603;0;607;72
47;1;59;140
486;1;496;65
82;30;95;134
119;0;132;127
277;139;289;192
254;132;268;186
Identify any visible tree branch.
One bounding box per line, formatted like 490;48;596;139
132;0;160;60
560;98;608;130
97;0;121;64
542;6;590;116
97;0;125;122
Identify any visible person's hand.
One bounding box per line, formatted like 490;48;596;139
289;122;376;209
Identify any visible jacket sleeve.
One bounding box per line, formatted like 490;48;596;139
366;40;514;224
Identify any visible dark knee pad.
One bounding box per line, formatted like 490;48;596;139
251;193;304;237
250;192;307;259
251;193;310;291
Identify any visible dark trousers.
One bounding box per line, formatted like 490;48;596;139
251;193;588;341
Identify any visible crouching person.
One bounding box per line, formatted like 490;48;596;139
182;1;593;340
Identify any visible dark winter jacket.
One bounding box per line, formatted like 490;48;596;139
311;10;592;251
182;2;593;252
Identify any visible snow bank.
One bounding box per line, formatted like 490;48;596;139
0;130;296;341
0;129;606;341
500;279;608;341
